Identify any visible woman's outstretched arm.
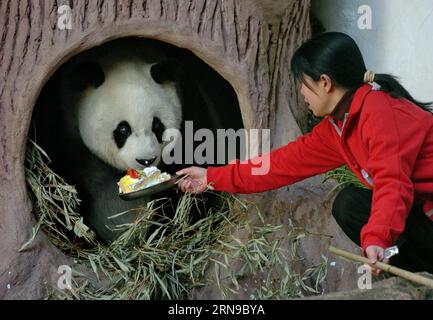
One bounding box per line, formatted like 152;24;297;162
178;118;345;194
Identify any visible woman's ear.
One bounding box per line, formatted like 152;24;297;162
320;74;333;93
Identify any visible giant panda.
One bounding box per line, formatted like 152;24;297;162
34;38;184;242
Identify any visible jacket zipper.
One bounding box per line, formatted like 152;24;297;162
330;114;374;187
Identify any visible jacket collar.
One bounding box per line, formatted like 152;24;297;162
329;83;373;121
330;89;356;121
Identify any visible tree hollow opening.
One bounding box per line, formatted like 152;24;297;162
28;37;244;247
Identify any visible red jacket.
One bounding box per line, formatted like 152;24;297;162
207;83;433;252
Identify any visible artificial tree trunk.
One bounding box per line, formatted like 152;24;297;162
0;0;357;300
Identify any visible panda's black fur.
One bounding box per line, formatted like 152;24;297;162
32;38;186;242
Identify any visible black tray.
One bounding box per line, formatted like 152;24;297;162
118;174;185;200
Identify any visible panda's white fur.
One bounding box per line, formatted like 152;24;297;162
47;39;183;242
77;61;182;170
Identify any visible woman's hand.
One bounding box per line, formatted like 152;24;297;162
176;166;211;194
364;245;390;276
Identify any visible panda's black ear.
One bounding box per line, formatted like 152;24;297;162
69;61;105;91
150;60;183;84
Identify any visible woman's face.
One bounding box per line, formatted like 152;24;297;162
299;74;333;117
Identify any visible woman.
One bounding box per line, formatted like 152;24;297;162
176;32;433;275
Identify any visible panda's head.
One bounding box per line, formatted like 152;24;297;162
70;59;182;171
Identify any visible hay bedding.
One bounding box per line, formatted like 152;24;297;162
23;139;328;300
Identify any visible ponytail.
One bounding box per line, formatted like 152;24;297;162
373;74;432;112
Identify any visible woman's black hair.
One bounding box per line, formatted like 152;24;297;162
291;32;432;112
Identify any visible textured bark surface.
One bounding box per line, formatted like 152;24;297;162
268;0;311;148
0;0;353;300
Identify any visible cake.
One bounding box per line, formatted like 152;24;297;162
118;166;171;194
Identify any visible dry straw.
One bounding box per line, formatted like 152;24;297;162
25;139;329;300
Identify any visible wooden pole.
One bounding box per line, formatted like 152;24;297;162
329;246;433;289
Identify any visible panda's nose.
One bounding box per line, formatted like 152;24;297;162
136;157;157;167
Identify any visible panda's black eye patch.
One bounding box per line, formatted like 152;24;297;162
152;117;165;143
113;121;132;149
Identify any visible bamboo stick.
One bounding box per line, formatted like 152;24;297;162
329;246;433;289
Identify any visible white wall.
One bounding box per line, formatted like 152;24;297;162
311;0;433;102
